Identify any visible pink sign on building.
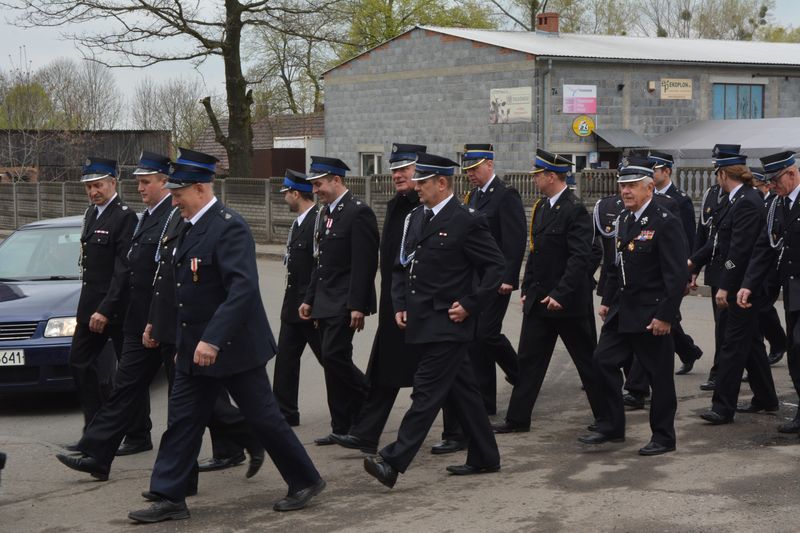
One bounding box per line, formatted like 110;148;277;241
563;85;597;114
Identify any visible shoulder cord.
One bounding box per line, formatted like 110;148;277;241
312;203;324;261
528;198;542;253
766;194;786;268
593;199;618;238
399;205;423;267
152;207;180;286
78;206;91;280
614;213;626;286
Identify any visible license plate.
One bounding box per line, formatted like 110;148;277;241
0;350;24;366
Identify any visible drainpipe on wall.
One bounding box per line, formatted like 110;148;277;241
540;58;552;151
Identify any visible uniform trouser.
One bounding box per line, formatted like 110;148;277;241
149;366;321;502
317;313;368;434
380;341;499;473
69;324;150;441
505;313;602;426
207;391;262;460
711;301;778;418
467;292;519;414
77;338;174;468
624;319;702;395
708;287;722;382
350;385;401;445
761;306;787;354
273;320;323;424
593;317;677;447
784;311;800;421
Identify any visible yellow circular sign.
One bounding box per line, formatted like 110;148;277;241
572;115;595;137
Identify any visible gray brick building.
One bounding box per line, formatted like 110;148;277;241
322;16;800;175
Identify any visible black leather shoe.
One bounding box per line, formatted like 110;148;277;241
736;402;779;413
675;361;694;375
128;499;189;523
777;419;800;433
56;453;109;481
492;421;530;434
623;393;645;410
577;433;624;445
314;433;345;446
363;456;398;488
273;478;326;511
330;433;378;454
246;447;265;479
699;380;715;391
116;437;153;456
768;350;785;365
197;453;245;472
638;441;676;456
446;463;501;475
430;439;467;455
700;411;734;425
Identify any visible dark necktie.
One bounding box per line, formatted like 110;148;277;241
134;209;150;237
87;206;98;229
177;222;192;250
422;208;434;229
471;189;483;207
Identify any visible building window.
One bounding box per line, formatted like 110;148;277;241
360;153;382;175
712;84;764;119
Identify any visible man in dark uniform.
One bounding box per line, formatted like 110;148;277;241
750;167;787;365
363;152;504;489
691;146;777;425
332;143;425;455
433;144;526;455
739;151;800;433
493;149;602;434
579;160;687;456
273;169;323;426
128;149;324;523
66;156;143;450
461;143;526;413
300;156;379;446
621;152;702;408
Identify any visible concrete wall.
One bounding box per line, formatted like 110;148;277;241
324;28;800;173
324;29;540;173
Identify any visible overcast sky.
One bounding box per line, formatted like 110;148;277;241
2;0;799;116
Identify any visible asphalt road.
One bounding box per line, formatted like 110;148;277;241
2;258;800;532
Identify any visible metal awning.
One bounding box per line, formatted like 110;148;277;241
594;129;651;149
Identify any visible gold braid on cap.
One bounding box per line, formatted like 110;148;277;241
528;198;543;252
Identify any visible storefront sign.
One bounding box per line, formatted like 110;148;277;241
660;78;692;100
489;87;532;123
563;85;597;114
572;115;595;137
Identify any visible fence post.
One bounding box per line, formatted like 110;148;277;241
61;182;66;216
36;182;42;219
265;179;273;243
12;181;18;228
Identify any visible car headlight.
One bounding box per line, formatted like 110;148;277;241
44;317;77;338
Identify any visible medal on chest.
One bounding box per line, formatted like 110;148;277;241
191;257;201;283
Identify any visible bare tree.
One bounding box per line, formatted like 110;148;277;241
37;58;122;129
133;76;221;149
1;0;344;177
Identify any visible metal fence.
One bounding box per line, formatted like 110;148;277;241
0;168;718;242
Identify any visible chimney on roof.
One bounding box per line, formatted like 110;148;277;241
536;12;559;34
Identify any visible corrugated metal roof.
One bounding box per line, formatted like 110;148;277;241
416;26;800;66
651;117;800;161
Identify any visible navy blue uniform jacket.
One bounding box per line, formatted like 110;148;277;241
173;201;277;377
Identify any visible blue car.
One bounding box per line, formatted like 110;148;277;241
0;216;114;393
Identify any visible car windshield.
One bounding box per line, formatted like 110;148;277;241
0;225;82;280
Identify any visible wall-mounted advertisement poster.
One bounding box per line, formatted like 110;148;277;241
660;78;692;100
489;87;533;124
563;85;597;114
